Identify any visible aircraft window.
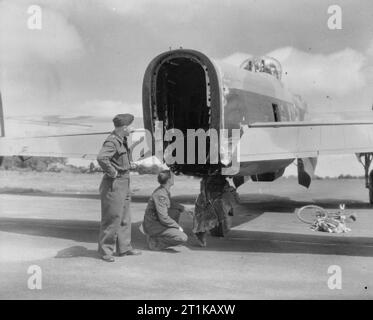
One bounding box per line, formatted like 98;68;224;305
254;57;282;80
240;59;254;71
240;56;282;80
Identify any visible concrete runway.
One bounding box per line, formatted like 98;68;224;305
0;178;373;299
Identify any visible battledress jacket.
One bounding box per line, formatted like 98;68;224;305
96;131;131;178
143;186;181;236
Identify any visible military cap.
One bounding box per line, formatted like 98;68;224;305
113;113;134;127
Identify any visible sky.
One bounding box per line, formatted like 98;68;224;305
1;0;373;176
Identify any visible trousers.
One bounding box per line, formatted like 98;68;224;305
98;175;132;256
146;207;187;249
148;227;188;250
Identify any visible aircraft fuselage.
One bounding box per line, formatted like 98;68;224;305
142;49;306;178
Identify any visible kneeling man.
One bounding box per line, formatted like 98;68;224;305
142;170;188;250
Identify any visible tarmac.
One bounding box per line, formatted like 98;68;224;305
0;177;373;299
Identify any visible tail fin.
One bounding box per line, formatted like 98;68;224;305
0;91;4;137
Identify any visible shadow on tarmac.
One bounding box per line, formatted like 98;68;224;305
1;215;373;258
238;193;373;211
0;188;198;204
2;188;373;209
55;246;100;259
2;190;373;258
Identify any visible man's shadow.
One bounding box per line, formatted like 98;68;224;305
55;245;100;259
54;221;180;260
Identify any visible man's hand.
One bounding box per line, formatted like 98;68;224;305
179;226;184;232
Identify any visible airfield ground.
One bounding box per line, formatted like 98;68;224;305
0;171;372;299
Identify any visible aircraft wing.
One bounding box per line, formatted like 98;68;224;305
0;129;147;160
2;120;373;162
237;121;373;162
0;94;148;160
0;132;109;160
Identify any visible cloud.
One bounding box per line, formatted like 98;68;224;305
267;47;367;97
0;0;86;119
102;0;211;23
103;0;204;13
221;47;368;97
6;99;142;119
4;99;143;137
222;47;367;96
222;45;373;114
368;43;373;56
0;1;84;65
220;52;253;66
64;100;143;118
366;37;373;56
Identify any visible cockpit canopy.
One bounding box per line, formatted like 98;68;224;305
240;56;282;80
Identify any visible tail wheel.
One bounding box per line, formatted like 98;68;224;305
296;205;328;224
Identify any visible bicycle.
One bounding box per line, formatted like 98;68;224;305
296;204;356;225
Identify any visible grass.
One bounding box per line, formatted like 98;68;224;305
0;170;200;195
0;170;368;205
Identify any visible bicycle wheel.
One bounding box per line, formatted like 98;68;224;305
296;205;328;224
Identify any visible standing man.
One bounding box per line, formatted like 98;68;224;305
97;113;141;262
